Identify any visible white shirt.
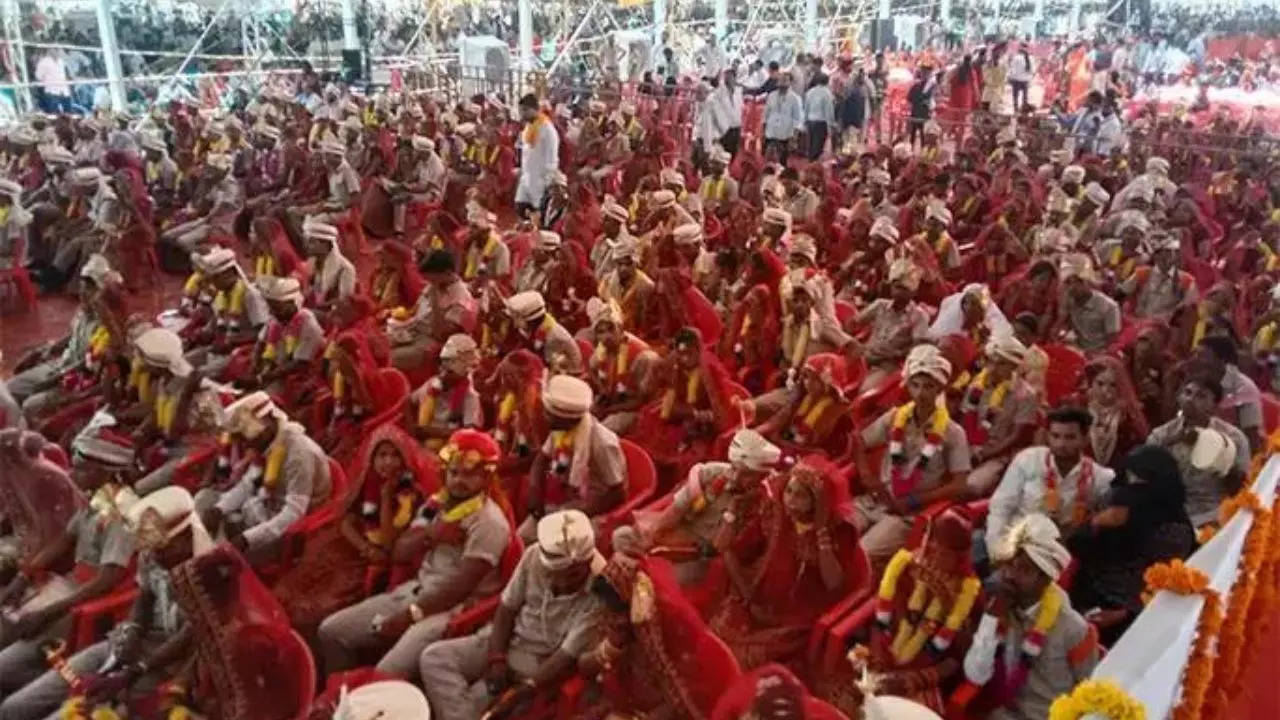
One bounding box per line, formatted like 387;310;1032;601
35;55;71;97
1094;114;1124;155
516;118;560;207
763;89;805;140
985;447;1115;548
804;85;836;125
1007;52;1034;83
708;84;744;134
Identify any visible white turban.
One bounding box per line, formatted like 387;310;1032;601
789;234;817;264
257;275;304;308
543;375;593;418
455;122;477;137
40;144;74;165
126;486;214;557
440;333;479;362
206;153;233;171
903;344;951;385
660;168;684;187
196;246;237;275
71;167;102;186
411;136;435;152
1058;253;1098;285
1146;156;1170;176
728;429;782;472
1191;428;1237;477
925;200;952;226
992;513;1072;580
223;390;283;440
587;297;624;329
986;334;1028;365
762;207;792;229
673;223;703;247
536;231;563;251
536;509;603;571
1061;165;1086;184
867;168;891;186
602;201;628;223
72;413;135;468
467;205;496;229
505;291;546;322
871;217;900;242
140;132;167;152
888;258;921;292
1084;182;1111;206
651;190;677;208
333;681;430;720
80;253;121;286
135;327;191;378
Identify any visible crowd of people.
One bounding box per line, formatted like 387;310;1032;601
0;33;1278;720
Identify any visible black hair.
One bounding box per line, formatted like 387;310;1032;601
779;168;799;181
674;327;701;348
768;61;780;71
518;93;539;109
1013;312;1039;333
1198;335;1239;366
1047;406;1094;432
419;249;456;274
1183;371;1225;402
590;575;629;612
1028;259;1057;279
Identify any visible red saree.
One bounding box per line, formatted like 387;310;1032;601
169;545;310;720
272;424;438;630
719;284;782;394
0;429;87;560
704;457;866;669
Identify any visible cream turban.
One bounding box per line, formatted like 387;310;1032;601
333;681;430;720
903;344;951;385
223;391;279;440
318;139;347;156
588;100;606;113
206;153;232;171
460;101;481;115
1046;190;1074;215
440;333;479;362
411;136;435;152
1191;428;1237;477
505;291;547;322
254;124;282;142
1117;214;1150;236
660;168;684;187
863;695;944;720
140;132;167;152
992;513;1072;580
467;205;496;229
651;190;677;208
867;168;891;186
763;207;792;229
135;327;191;378
673;223;703;247
1058;253;1098;284
789;234;818;264
602;201;628;223
986;334;1028;365
1146;156;1170;175
536;231;563;251
610;237;639;262
922;120;941;136
925;200;952;226
587;297;624;329
197;246;237;275
1127;178;1155;204
40;144;73;165
1151;234;1180;253
543;375;593;418
728;428;782;472
888;258;922;292
871;217;900;242
536;509;603;571
126;486;214;557
709;146;731;164
258;275;304;307
70;167;102;186
1049;149;1070;164
1060;165;1086;184
1084;182;1110;206
892;142;913;160
455;122;477;137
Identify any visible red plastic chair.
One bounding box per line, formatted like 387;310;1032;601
259;458;351;580
1262;393;1280;436
69;583;139;652
0;237;36;311
594;440;658;555
804;539;874;675
849;370;905;429
266;625;317;720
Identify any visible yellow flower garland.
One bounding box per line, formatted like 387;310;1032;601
1049;679;1146;720
877;549;981;665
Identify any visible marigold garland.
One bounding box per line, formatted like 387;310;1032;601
1203;489;1273;720
1048;679;1147;720
1143;559;1220;720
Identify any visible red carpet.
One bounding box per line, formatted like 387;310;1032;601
1228;608;1280;720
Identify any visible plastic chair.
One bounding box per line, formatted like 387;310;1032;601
594;440;658;555
804;539;874;674
69;583;139;652
260;625;317;720
0;237;36;311
1042;343;1086;407
1262;393;1280;436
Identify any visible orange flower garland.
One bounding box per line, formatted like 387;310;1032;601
1143;560;1220;720
1203;491;1273;720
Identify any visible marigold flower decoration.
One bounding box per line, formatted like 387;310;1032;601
1143;559;1220;720
1204;492;1273;720
1048;679;1146;720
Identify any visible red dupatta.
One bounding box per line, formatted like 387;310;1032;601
654;267;723;346
0;429;87;560
348;424;440;533
169;545;306;720
710;664;850;720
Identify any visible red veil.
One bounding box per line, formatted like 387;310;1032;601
0;429;86;559
652;267;723;347
348;423;440;513
710;664;850;720
599;556;742;718
251;216;304;280
378;240;425;305
170;545;307;720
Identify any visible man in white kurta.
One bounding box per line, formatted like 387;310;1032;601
515;94;560;213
